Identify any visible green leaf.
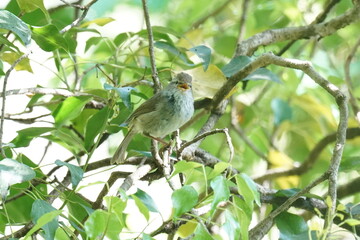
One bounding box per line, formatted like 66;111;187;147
11;127;55;148
84;106;110;151
85;36;103;52
0;158;36;199
16;0;50;20
207;162;230;179
114;32;129;46
25;210;62;240
170;160;202;178
0;35;20;52
172;185;198;219
235;173;260;207
339;156;360;172
193;223;214;240
80;17;115;28
142;233;156;240
271;98;292;126
343;219;360;226
275;212;310;240
245;68;281;83
233;196;251;240
104;196;127;227
30;200;59;240
221;56;252;77
132;194;150;221
274;188;301;198
154;41;194;66
84;209;121;240
223;210;241;240
52;96;93;127
1;52;33;72
104;83;137;109
189;45;211;71
55;160;84;188
0;9;31;45
31;24;68;52
133;188;159;213
210;176;230;216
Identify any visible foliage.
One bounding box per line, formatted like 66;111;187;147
0;0;360;239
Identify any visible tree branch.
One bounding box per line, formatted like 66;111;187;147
236;0;360;56
141;0;161;92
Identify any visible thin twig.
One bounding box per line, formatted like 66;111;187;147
178;128;231;155
277;0;341;56
230;100;268;162
254;128;360;182
141;0;161;92
236;0;250;44
60;0;99;34
1;87;106;103
0;51;31;156
191;0;234;29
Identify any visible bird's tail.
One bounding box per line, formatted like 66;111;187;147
111;129;136;164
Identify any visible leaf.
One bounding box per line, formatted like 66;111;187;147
132;194;150;221
271;98;292;126
142;233;156;240
30;200;59;240
84;209;122;240
11;127;55;148
85;36;103;52
154;41;194;66
170;160;202;178
31;24;68;52
210;175;230;216
0;35;20;52
80;17;115;28
1;52;32;72
339;156;360;172
235;173;260;207
104;196;127;227
275;212;310;240
189;45;211;71
233;196;251;240
207;162;230;179
187;64;227;99
274;188;301;198
55;160;84;188
104;83;137;109
172;185;198;219
245;68;281;83
0;158;36;199
223;210;241;240
84;106;110;151
193;223;214;240
25;210;62;240
343;219;360;226
221;56;252;77
0;9;31;45
16;0;50;20
133;188;159;213
52;96;93;128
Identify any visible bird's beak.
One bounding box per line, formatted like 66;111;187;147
178;83;190;90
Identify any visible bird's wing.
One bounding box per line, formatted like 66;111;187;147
127;93;164;122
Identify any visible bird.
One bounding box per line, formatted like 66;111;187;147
111;72;194;164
